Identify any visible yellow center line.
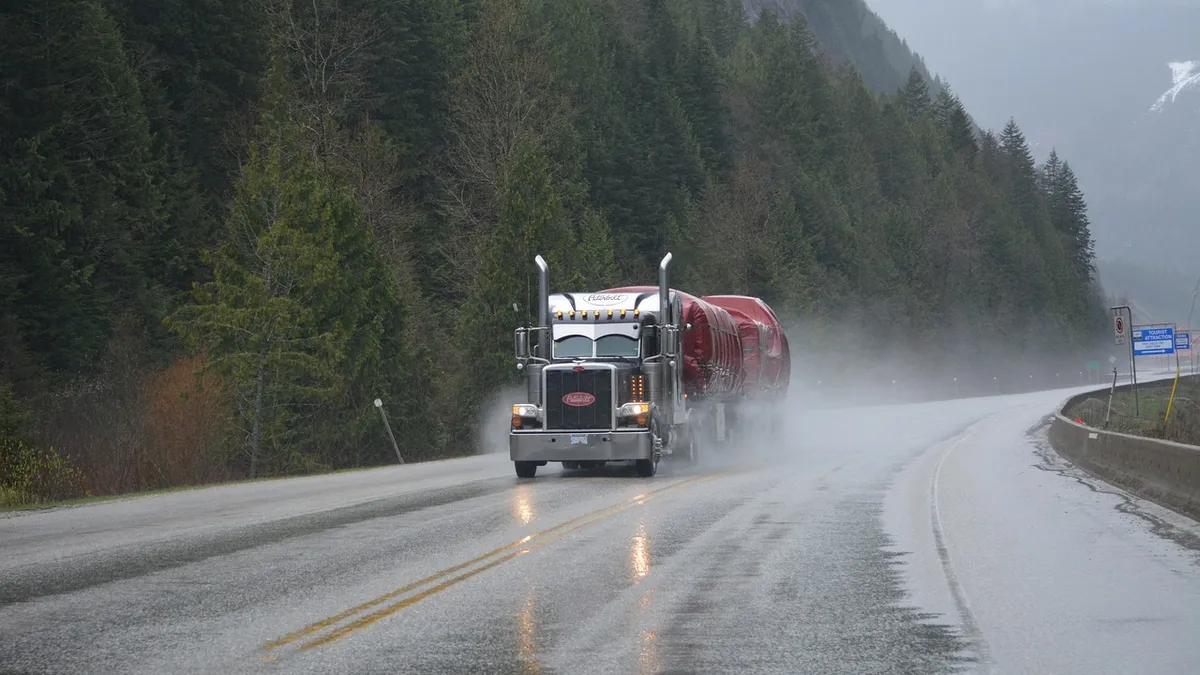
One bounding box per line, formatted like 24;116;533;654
298;473;722;650
262;473;722;653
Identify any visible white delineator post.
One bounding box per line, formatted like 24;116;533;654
375;398;404;464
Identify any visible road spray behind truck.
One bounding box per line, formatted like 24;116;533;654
508;253;791;478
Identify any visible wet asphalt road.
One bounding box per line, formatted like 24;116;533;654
3;382;1199;674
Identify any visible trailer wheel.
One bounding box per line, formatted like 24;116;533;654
635;458;657;477
562;461;580;470
515;461;538;478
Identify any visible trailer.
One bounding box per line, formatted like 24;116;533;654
701;295;791;438
701;295;791;399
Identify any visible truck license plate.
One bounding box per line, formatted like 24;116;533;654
570;435;589;445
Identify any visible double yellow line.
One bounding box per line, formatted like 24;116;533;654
260;473;719;655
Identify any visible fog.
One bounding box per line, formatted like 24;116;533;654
470;309;1180;458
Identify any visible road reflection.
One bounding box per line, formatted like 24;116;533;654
511;485;536;525
518;595;542;674
637;629;660;673
631;520;651;580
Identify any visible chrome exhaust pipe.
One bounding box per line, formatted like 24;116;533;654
535;255;550;357
658;252;672;326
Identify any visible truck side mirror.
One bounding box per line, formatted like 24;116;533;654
514;328;529;360
662;325;678;357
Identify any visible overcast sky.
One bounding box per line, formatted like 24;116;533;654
865;0;1198;151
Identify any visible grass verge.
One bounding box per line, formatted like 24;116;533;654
1066;374;1200;446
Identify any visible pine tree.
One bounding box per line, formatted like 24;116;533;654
934;86;976;160
1039;149;1062;196
0;0;166;373
998;118;1044;227
166;125;385;477
1048;161;1095;282
902;67;932;119
462;141;576;400
574;208;621;289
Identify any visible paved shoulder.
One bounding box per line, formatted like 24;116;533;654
885;397;1200;675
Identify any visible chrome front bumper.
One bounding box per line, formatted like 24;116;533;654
509;430;653;462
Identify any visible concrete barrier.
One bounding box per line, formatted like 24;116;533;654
1049;380;1200;522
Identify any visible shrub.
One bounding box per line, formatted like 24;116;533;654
0;438;86;506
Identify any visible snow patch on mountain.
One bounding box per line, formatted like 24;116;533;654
1150;60;1200;112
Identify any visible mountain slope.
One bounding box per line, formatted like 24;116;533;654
861;0;1200;275
745;0;943;95
1;0;1103;501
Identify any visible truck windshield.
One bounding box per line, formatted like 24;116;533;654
595;335;639;358
552;335;640;359
553;336;592;359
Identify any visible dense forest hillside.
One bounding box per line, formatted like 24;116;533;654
1;0;1104;503
746;0;944;95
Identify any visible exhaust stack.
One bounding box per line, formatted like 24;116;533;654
658;252;673;327
535;255;550;357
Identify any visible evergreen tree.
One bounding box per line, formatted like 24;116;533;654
1048;161;1095;281
458;140;576;418
998;118;1044;226
167;123;392;477
0;0;167;373
935;86;977;160
574;209;622;289
902;67;931;119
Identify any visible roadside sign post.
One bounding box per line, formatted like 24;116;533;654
1132;323;1177;421
1111;306;1138;416
1166;331;1190;424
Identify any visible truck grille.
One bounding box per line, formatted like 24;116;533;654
545;367;613;430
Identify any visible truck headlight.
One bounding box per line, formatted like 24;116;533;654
618;402;650;427
512;404;541;429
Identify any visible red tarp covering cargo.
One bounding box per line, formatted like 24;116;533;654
601;286;743;399
722;308;769;396
702;295;790;398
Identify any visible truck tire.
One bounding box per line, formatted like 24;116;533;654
635;458;657;477
515;461;538;478
562;461;580;470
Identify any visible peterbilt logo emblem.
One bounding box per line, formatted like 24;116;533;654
562;392;596;407
583;293;627;307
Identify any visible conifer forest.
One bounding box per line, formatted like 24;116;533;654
0;0;1107;503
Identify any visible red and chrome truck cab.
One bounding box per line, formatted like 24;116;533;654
509;256;681;478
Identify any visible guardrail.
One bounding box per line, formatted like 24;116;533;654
1049;379;1200;522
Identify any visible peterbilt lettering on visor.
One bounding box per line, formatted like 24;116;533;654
582;293;628;307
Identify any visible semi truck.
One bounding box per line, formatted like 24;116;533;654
508;252;790;478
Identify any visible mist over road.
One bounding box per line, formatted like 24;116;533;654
2;380;1198;674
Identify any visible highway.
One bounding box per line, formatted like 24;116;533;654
2;383;1199;674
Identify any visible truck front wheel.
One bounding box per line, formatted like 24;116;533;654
515;461;538;478
635;458;657;477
